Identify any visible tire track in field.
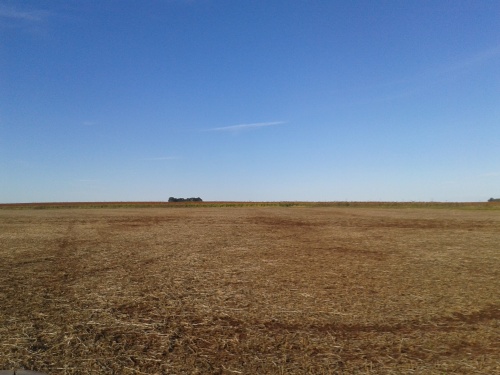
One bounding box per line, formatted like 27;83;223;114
28;220;81;355
261;304;500;335
0;219;83;372
52;220;80;284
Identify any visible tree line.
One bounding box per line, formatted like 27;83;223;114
168;197;203;202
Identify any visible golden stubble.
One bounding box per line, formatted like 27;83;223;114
1;207;499;374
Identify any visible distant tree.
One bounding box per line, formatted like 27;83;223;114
169;197;203;202
488;198;500;202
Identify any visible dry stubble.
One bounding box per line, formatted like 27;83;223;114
0;206;499;374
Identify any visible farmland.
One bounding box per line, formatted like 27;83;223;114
0;203;499;374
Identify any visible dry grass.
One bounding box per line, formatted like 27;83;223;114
0;206;499;374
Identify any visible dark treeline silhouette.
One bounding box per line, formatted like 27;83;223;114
168;197;203;202
488;198;500;202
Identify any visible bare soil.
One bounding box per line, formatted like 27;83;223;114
1;206;499;374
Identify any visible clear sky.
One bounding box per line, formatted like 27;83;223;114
1;0;499;203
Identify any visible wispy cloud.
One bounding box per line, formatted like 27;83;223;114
0;5;51;35
207;121;286;132
409;44;500;85
444;45;500;74
356;43;500;105
140;156;179;161
411;44;500;87
0;5;49;22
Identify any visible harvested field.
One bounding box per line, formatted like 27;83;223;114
0;205;499;374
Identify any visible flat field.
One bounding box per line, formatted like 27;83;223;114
1;205;499;374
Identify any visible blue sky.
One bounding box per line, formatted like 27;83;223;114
1;0;499;202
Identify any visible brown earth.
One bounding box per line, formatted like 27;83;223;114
0;206;499;374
